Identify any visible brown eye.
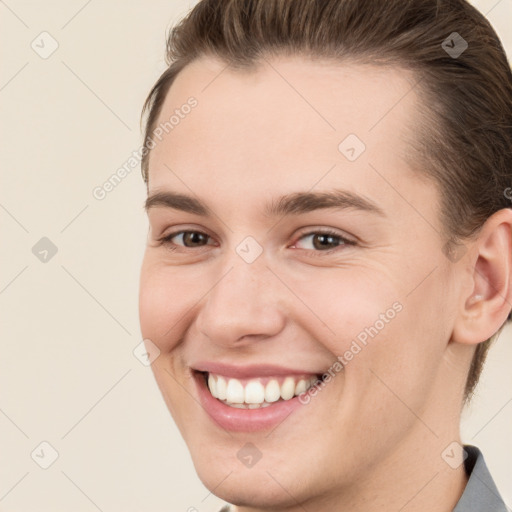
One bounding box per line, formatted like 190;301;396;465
160;230;213;248
294;230;354;251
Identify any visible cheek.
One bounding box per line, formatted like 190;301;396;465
139;261;194;425
342;272;453;420
288;268;402;356
139;259;194;353
293;264;448;402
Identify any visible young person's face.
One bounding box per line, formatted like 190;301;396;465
139;56;472;508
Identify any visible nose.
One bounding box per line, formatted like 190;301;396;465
195;254;287;347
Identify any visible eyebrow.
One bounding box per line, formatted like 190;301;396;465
144;189;385;217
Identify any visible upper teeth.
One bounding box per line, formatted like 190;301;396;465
207;373;319;405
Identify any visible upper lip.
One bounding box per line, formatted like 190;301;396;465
191;362;322;379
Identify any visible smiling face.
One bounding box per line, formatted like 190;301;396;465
139;55;472;509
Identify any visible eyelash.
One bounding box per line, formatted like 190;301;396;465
156;228;356;255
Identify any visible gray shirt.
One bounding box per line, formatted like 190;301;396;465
453;444;508;511
218;444;508;511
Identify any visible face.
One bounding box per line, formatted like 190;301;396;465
139;55;466;508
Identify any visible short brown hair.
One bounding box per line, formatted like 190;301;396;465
140;0;512;403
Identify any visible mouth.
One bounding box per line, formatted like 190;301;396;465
190;363;329;431
198;370;323;409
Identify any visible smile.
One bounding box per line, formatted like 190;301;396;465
205;372;321;409
192;364;327;431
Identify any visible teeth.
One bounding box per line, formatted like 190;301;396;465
295;379;307;395
221;401;273;409
206;373;320;407
226;378;245;403
265;379;281;403
244;380;265;404
208;374;217;397
280;376;295;400
228;402;248;409
216;376;227;400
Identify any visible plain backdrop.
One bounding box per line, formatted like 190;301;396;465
1;1;511;511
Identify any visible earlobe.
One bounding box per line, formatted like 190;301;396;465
451;208;512;346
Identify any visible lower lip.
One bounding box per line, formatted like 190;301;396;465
193;371;309;432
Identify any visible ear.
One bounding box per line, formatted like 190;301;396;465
451;208;512;345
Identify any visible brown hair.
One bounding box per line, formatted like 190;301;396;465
140;0;512;403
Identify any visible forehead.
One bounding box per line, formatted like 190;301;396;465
147;55;428;210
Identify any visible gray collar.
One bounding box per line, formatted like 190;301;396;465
453;444;508;511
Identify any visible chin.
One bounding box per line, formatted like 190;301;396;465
195;465;308;510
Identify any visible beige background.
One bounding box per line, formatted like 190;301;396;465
1;1;511;510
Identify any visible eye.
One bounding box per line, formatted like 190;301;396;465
291;229;355;252
156;228;354;253
158;230;216;249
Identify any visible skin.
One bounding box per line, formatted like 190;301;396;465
138;55;512;511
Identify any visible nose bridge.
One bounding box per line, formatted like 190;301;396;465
196;244;286;344
215;235;273;304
